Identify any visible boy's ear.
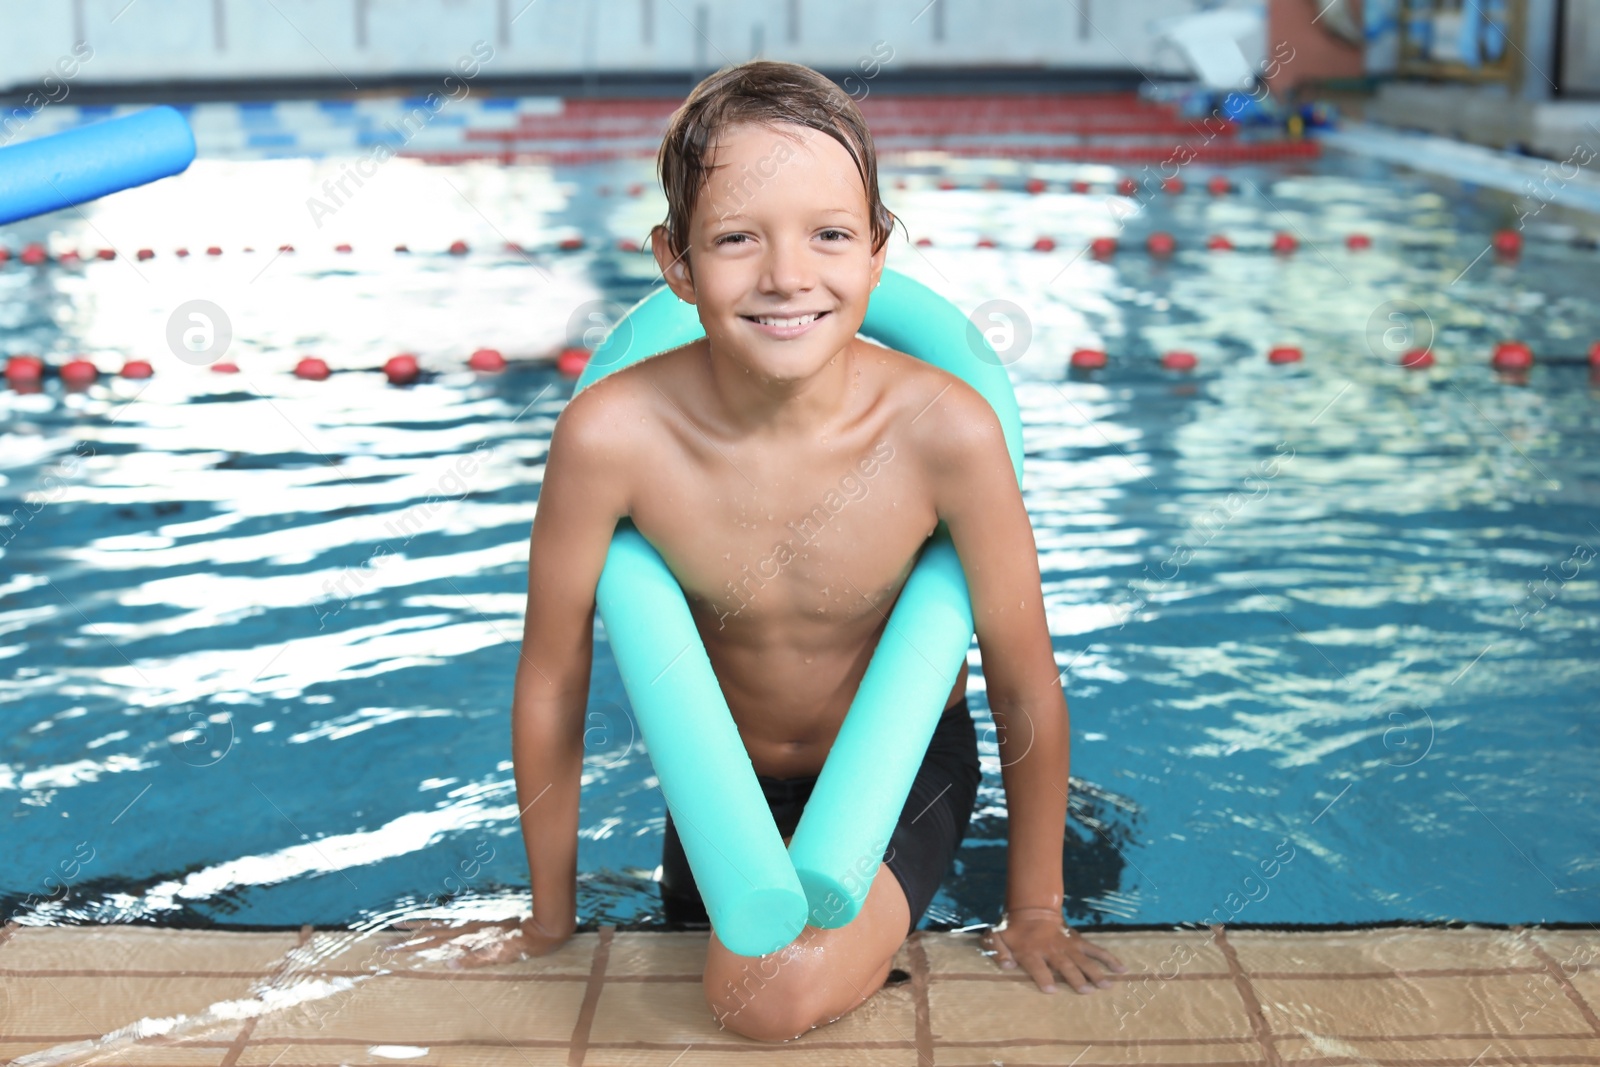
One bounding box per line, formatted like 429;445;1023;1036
650;224;697;305
869;212;890;290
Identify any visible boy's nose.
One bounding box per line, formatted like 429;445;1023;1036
759;236;816;294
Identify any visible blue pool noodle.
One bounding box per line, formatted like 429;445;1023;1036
575;269;1023;953
0;106;195;226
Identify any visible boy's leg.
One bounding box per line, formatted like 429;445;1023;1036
702;841;911;1042
702;701;980;1042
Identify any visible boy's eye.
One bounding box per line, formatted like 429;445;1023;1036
715;231;848;245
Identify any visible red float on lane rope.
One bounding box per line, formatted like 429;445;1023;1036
384;353;421;385
1161;177;1184;194
1492;229;1523;258
1090;236;1117;259
1490;341;1533;370
21;243;48;265
1272;232;1298;255
1207;175;1231;195
469;347;507;372
1147;232;1176;256
1206;234;1233;251
1032;236;1056;252
1116;177;1137;196
449;240;469;255
120;359;153;378
1268;345;1303;364
5;354;44;385
1070;348;1107;370
1589;341;1600;368
1346;233;1371;250
1401;348;1434;369
60;358;98;387
295;356;331;380
976;235;996;248
1161;350;1198;371
556;346;592;376
1070;179;1091;194
1024;177;1046;194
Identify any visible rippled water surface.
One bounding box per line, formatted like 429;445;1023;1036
3;146;1597;933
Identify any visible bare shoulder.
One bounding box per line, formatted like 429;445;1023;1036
549;346;693;465
864;342;1008;469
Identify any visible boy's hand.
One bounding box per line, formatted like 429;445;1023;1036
979;914;1127;994
384;915;576;969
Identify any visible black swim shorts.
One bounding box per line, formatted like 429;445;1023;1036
659;694;983;938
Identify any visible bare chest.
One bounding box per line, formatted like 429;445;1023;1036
630;436;937;635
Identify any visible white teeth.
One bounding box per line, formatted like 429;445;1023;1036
753;313;820;327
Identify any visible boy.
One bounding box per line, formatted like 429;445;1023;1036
404;60;1126;1041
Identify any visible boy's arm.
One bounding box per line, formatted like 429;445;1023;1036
513;381;634;935
916;380;1069;916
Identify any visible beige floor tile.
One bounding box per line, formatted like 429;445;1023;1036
586;1043;920;1066
933;1040;1268;1066
236;1042;571;1065
930;976;1251;1044
288;926;598;978
1566;967;1600;1023
1275;1034;1600;1064
920;928;1229;980
588;966;919;1050
1229;925;1542;975
1254;972;1594;1038
586;973;757;1047
0;1040;232;1065
605;931;708;977
0;974;258;1043
248;972;588;1044
1526;927;1600;977
0;925;300;975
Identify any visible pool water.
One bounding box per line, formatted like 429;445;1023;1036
3;130;1598;937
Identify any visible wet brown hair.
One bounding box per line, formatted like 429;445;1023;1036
651;60;898;279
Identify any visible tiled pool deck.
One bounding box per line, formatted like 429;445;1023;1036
2;922;1597;1065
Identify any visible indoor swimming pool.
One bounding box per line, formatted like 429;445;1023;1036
3;111;1598;942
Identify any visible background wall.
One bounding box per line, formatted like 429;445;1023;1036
0;0;1263;94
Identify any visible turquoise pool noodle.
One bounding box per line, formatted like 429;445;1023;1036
574;269;1023;949
0;106;195;226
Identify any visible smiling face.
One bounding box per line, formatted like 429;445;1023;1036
652;120;888;384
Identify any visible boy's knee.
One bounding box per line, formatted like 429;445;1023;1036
704;944;821;1042
707;980;820;1042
